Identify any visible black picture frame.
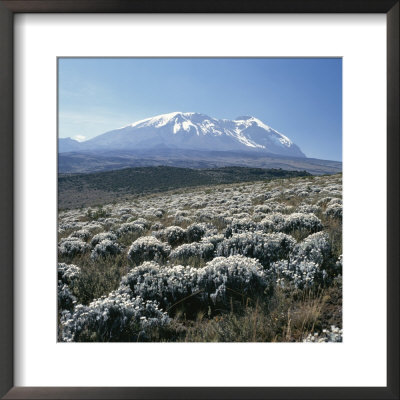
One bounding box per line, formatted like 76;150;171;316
0;1;398;399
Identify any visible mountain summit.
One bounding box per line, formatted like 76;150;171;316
59;112;305;158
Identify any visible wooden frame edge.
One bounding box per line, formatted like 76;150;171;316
0;1;14;399
387;2;400;399
0;1;398;399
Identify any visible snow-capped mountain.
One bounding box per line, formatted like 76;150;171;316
59;112;305;158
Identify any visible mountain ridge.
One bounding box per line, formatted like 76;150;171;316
59;112;305;158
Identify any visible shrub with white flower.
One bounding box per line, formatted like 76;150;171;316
120;213;134;222
131;217;151;229
297;204;320;214
91;239;122;260
281;213;323;234
69;229;91;241
291;232;331;266
90;231;118;247
119;255;268;309
58;263;80;311
58;262;81;284
328;198;342;205
174;215;192;225
58;282;76;311
303;325;343;342
201;234;225;248
169;242;215;264
151;222;164;231
127;236;171;264
185;223;215;243
336;254;343;270
253;204;273;214
216;232;296;268
59;221;85;233
60;292;170;342
58;237;89;257
258;213;286;232
316;196;336;207
117;221;145;236
271;259;326;290
104;217;119;225
155;226;186;246
325;203;342;219
116;207;133;215
196;255;269;304
83;222;104;232
258;213;323;235
228;218;257;234
119;262;199;309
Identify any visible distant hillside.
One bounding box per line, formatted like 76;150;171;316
58;166;311;209
58;148;341;175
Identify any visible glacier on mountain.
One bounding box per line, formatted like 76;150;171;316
59;112;306;158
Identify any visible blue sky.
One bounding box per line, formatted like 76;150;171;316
58;58;342;161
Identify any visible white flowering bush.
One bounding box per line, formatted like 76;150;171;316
316;196;340;207
120;213;133;222
258;213;286;232
60;292;170;342
69;229;91;241
58;263;80;311
258;212;323;235
58;283;76;311
201;234;225;248
58;262;81;284
132;217;151;229
83;222;104;232
227;218;257;235
127;236;171;264
253;204;273;214
90;231;118;247
270;232;334;289
336;254;343;270
117;221;145;236
119;255;268;309
174;215;192;225
196;255;269;304
185;223;215;243
328;198;342;205
119;262;199;309
58;173;342;342
271;259;327;290
58;237;89;257
303;325;343;342
291;232;331;266
151;222;164;231
325;203;342;219
91;239;122;260
297;204;320;214
155;226;186;245
216;232;296;268
281;213;323;234
104;217;119;225
169;242;215;264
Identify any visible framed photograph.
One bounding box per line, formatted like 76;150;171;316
0;1;398;399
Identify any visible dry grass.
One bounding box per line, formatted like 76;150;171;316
172;286;336;342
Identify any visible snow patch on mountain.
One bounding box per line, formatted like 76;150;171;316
60;112;306;158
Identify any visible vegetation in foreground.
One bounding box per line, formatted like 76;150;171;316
58;173;342;342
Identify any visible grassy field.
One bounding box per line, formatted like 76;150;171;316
58;166;310;209
58;172;342;342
